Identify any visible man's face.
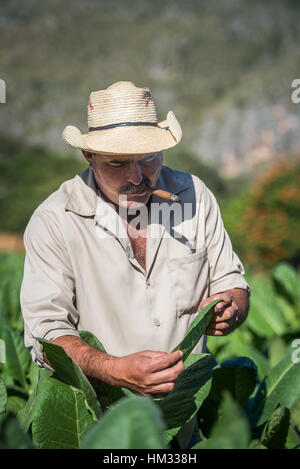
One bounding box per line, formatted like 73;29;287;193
82;151;163;208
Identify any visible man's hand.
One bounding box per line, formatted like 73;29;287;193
112;350;185;397
48;337;184;397
199;289;249;336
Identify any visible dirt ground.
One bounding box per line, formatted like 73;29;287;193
0;233;25;253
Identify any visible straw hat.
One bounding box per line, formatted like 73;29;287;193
62;81;182;155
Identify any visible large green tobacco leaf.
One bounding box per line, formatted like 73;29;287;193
5;382;29;416
208;357;258;408
31;369;97;449
79;330;106;352
158;353;214;443
208;328;269;381
172;300;222;362
285;424;300;449
28;361;40;391
260;406;290;449
291;399;300;433
38;338;101;419
286;400;300;449
0;263;24;332
249;352;300;426
194;392;251;449
81;396;166;449
0;377;7;414
18;371;41;432
197;356;257;439
6;395;27;414
246;278;288;339
272;262;300;307
0;414;33;449
0;321;31;389
268;336;288;368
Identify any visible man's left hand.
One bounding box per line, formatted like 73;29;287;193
199;291;248;336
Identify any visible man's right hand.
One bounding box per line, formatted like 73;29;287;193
49;336;184;397
111;350;185;396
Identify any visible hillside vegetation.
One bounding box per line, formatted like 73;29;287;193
1;0;300;175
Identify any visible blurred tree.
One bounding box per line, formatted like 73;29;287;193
0;136;87;232
225;158;300;272
163;146;236;199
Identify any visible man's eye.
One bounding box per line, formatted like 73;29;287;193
107;162;128;168
141;157;155;165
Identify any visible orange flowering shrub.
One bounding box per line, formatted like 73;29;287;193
236;159;300;271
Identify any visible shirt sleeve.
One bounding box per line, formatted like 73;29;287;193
20;209;80;368
203;185;251;297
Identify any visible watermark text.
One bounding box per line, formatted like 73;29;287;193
0;339;6;363
291;79;300;104
0;79;6;103
292;338;300;364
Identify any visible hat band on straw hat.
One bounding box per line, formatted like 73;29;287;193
89;121;169;132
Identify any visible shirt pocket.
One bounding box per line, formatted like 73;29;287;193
168;247;209;318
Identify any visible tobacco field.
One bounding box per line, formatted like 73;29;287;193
0;253;300;449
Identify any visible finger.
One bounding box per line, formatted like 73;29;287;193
150;350;183;372
205;322;236;336
148;360;185;386
212;305;238;323
205;328;225;336
208;321;231;331
150;382;176;395
214;301;226;313
215;293;233;307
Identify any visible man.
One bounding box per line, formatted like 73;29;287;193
20;81;250;446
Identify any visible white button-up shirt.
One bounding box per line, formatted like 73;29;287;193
20;165;250;367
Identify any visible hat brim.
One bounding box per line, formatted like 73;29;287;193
63;111;182;155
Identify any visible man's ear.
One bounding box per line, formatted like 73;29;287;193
81;150;94;167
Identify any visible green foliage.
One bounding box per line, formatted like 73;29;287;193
158;354;215;444
194;392;251;449
163;147;233;200
0;253;25;332
31;370;97;449
81;396;166;449
197;357;257;438
249;351;300;427
0;377;7;414
260;406;290;450
37;339;101;420
0;253;300;449
0;136;87;232
207;357;258;408
172;299;221;361
0;320;31;390
224;159;300;271
207;262;300;380
0;413;33;449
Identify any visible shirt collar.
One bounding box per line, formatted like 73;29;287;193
65;166;192;216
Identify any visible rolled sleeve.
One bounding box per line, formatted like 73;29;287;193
203;186;250;297
20;210;80;367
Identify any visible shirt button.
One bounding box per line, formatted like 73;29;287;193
154;318;160;327
146;279;151;287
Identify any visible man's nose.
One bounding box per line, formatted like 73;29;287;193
127;162;143;185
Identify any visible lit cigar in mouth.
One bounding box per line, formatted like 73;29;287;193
144;187;181;203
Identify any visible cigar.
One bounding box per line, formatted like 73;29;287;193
145;187;180;202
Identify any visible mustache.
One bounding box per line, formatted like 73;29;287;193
119;179;151;194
